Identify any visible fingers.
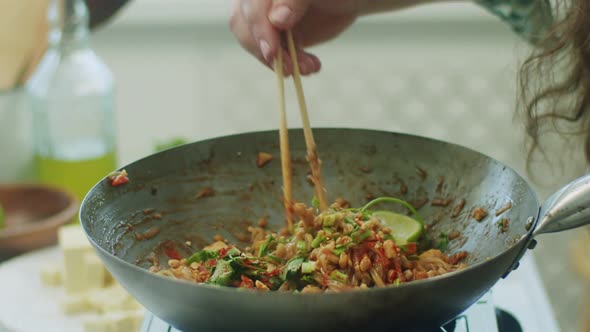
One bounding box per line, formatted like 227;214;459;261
269;0;313;30
229;0;321;75
241;0;279;63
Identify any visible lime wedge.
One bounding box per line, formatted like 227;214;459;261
373;210;423;245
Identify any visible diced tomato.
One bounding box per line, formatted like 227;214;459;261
387;269;397;283
267;269;281;277
239;275;254;288
205;259;217;268
405;243;417;255
219;248;228;258
108;170;129;187
161;241;182;260
111;174;129;186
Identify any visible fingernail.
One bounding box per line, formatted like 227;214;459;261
259;40;271;62
270;6;292;25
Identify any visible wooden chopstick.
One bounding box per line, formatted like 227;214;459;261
274;48;294;231
285;30;329;211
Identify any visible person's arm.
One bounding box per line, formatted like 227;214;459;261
85;0;130;29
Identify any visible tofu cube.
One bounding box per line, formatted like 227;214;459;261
83;316;116;332
40;264;62;287
58;224;94;294
60;293;90;315
83;252;106;290
84;310;145;332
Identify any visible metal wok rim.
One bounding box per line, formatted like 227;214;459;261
80;127;539;298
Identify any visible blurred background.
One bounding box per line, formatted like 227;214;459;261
1;0;588;331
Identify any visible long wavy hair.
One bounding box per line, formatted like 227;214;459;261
519;0;590;179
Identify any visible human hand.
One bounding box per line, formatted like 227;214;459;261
229;0;363;75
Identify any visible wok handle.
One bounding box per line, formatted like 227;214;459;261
534;173;590;236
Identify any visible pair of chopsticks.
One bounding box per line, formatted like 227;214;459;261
274;31;328;231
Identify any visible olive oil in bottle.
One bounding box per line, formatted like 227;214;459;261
27;0;117;207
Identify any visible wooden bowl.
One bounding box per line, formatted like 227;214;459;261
0;184;78;259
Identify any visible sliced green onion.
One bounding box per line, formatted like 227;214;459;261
301;261;316;274
330;270;348;283
296;241;307;252
311;233;325;248
322;214;337;226
333;243;352;255
351;228;372;243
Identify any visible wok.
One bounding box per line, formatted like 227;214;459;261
80;128;590;332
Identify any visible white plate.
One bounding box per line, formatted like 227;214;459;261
0;247;98;332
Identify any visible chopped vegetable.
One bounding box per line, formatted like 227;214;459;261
187;249;219;264
496;218;510;233
208;259;234;286
311;233;325;248
472;207;488;221
258;235;274;257
330;270;348;283
437;233;449;252
296;241;307;253
301;261;316;274
256;152;273;168
155;197;469;292
282;257;304;280
107;169;129;187
311;196;320;209
351;228;372;243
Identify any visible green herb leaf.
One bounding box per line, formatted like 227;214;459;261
301;275;316;285
258;235;274;257
437;233;449;252
224;247;241;258
207;259;235;286
187;249;219;265
281;257;304;280
266;255;282;263
311;196;320;209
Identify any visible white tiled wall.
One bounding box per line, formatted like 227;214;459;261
85;2;587;331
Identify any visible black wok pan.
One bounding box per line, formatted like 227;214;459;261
80;128;590;332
